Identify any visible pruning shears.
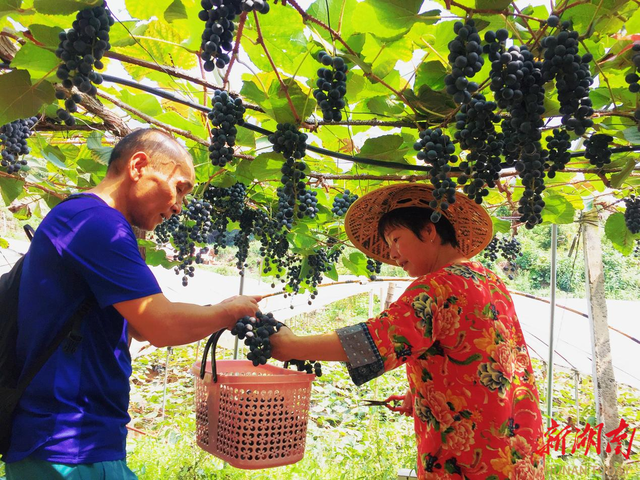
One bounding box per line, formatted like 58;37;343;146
362;397;402;409
362;394;413;416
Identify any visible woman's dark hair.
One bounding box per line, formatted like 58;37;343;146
378;207;459;248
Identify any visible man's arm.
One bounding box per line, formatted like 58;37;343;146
270;326;348;362
115;293;261;347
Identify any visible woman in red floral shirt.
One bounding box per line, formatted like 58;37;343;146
271;183;545;479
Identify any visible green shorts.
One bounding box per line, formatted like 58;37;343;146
4;456;138;479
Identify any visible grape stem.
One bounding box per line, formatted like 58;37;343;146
223;11;248;90
253;12;300;123
284;0;420;120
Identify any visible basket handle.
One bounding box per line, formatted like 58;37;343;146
199;328;225;382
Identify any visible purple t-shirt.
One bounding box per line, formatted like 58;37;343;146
4;194;162;464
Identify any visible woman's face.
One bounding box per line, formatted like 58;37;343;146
384;225;437;277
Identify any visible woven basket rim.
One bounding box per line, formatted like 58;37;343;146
344;183;493;265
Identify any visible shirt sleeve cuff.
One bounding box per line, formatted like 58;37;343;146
335;323;385;386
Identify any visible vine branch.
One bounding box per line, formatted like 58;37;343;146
95;90;208;145
103;51;263;112
0;171;66;199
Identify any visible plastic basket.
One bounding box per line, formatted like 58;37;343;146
192;329;315;469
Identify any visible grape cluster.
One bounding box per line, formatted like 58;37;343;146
499;236;522;263
199;1;270;71
366;258;382;280
207;89;246;166
240;0;270;13
54;4;114;125
584;133;613;168
177;198;215;285
489;42;548;229
482;237;500;262
199;1;237;71
626;43;640;129
275;159;316;228
541;21;594;135
269;123;308;159
313;51;348;122
545;128;571;178
285;359;322;377
154;214;181;244
413;128;457;220
304;249;331;293
202;182;252;270
0;117;38;174
331;190;358;216
453;94;504;203
231;311;283;366
279;248;329;298
445;19;483;104
482;235;522;280
624;195;640;234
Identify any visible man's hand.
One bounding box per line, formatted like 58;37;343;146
385;389;414;417
270;325;297;361
219;295;262;326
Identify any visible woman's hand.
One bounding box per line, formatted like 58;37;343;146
270;325;297;361
385;389;413;417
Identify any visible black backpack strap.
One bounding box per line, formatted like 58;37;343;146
16;297;95;392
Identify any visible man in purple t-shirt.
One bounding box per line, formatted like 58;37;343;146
3;129;261;479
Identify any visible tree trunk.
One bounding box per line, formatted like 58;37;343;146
582;209;623;479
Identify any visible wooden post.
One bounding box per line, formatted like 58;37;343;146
384;282;396;310
582;209;623;479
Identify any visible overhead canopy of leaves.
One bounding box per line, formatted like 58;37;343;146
0;0;639;267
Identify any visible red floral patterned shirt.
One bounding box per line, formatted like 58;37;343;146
337;261;545;479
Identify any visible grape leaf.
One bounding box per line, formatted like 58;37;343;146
11;43;59;81
0;70;55;126
605;212;638;255
164;0;187;22
28;24;63;48
491;217;511;235
33;0;101;15
541;191;576;225
0;0;22;13
0;176;24;205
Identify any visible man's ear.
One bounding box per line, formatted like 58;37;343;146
128;151;150;181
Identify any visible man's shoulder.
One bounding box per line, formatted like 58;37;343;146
51;194;125;224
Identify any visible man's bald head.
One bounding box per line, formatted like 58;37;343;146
107;129;192;176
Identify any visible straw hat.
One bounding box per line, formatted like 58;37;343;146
344;183;493;265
